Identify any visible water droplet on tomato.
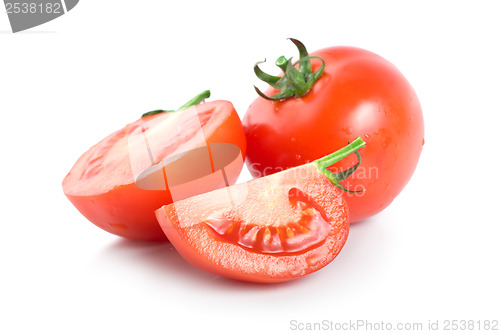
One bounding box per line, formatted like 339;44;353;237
291;137;296;143
342;127;353;135
295;154;302;160
109;223;128;232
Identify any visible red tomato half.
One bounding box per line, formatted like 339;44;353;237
155;160;352;283
63;101;246;241
244;44;424;222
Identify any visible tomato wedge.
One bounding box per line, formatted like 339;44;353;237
155;138;365;283
63;91;246;241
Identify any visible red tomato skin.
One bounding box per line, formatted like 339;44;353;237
64;102;246;241
155;163;349;283
65;179;173;241
244;46;424;222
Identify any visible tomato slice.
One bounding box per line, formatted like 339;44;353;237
155;139;364;283
63;100;246;241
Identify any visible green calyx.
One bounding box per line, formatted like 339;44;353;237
141;90;211;118
314;137;366;193
254;38;325;101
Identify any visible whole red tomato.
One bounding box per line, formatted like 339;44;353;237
243;39;424;222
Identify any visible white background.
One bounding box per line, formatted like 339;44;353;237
1;1;499;333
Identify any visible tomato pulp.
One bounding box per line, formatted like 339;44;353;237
155;138;364;282
63;100;246;241
244;42;424;222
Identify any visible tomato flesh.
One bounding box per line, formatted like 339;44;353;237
155;163;349;283
244;46;424;222
204;188;330;255
63;101;246;241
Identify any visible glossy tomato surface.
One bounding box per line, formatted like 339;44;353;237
155;163;349;283
244;46;424;222
63;101;246;241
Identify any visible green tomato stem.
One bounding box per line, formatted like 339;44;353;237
314;137;366;193
141;90;211;118
289;38;312;75
253;38;325;101
177;90;211;111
